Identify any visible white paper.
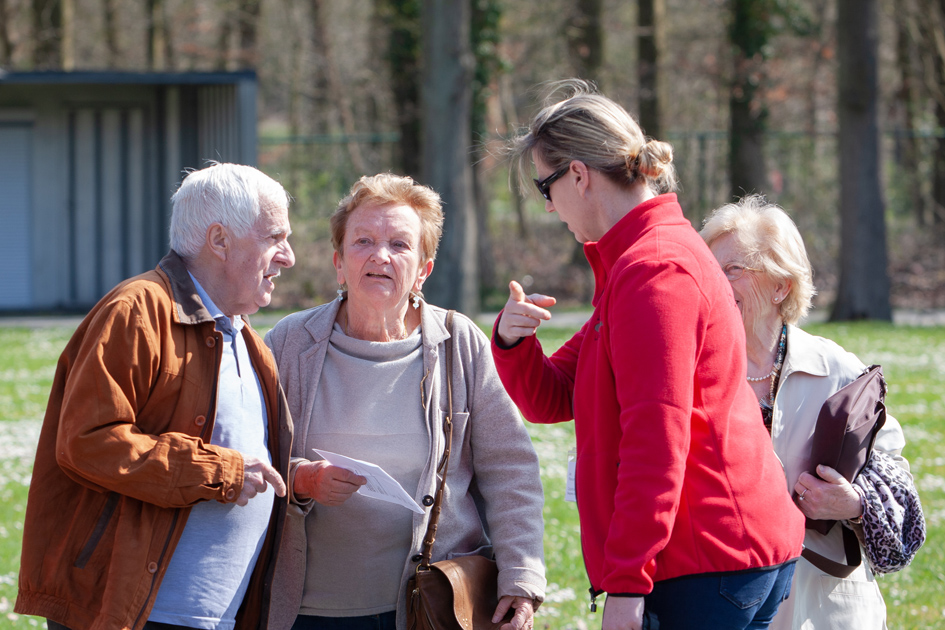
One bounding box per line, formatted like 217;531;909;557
312;449;425;514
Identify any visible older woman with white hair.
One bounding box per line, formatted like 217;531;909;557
701;195;925;630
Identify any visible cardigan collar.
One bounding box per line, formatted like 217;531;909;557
583;193;682;306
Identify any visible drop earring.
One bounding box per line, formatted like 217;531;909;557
412;293;421;309
337;287;346;301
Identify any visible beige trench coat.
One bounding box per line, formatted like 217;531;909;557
769;325;908;630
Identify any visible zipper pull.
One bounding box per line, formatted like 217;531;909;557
588;588;599;613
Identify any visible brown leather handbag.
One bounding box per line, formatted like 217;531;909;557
406;311;512;630
799;364;887;577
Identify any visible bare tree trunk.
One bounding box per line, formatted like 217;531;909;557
237;0;260;68
377;0;422;180
933;86;945;226
499;73;527;238
728;0;770;200
285;0;305;198
103;0;120;67
216;10;234;70
564;0;603;279
32;0;61;68
311;0;367;174
163;6;175;70
831;0;891;321
894;0;925;224
421;0;479;315
910;0;945;224
637;0;661;137
469;0;502;300
565;0;603;82
472;161;495;295
804;0;830;135
931;0;945;225
61;0;73;69
0;0;12;64
147;0;166;70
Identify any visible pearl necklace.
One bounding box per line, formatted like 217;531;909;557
747;322;788;385
746;368;777;382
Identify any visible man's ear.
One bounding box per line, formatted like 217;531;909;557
206;223;228;261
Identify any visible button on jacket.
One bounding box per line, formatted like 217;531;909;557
15;251;292;630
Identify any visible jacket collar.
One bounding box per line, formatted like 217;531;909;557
157;250;217;327
781;324;831;379
301;297;452;348
583;193;681;305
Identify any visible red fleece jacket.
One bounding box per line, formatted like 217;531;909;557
493;194;804;596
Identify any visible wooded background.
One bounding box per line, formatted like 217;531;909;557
3;0;945;318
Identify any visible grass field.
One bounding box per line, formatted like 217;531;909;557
0;320;942;629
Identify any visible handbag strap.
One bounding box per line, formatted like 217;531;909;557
801;527;862;578
418;310;455;571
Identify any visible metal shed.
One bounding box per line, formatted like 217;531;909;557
0;70;257;311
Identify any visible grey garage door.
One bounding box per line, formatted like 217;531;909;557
0;123;33;309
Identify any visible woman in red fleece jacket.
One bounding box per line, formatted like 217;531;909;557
492;82;805;630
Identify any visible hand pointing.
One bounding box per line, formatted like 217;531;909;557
496;280;557;347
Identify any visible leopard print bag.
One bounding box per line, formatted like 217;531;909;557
851;449;926;575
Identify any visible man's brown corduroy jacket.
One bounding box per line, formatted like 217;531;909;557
15;251;292;630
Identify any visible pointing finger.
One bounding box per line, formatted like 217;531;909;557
509;280;526;303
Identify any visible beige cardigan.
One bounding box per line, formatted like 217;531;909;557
264;300;546;630
769;325;908;630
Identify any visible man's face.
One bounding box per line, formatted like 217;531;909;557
220;197;295;316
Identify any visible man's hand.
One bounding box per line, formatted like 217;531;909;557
496;280;556;347
493;596;535;630
602;596;645;630
237;454;287;506
293;460;367;506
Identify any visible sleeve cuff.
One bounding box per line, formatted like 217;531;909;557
491;310;526;351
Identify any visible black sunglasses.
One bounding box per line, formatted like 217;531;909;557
533;165;570;202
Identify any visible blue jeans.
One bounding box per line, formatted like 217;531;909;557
291;611;397;630
642;561;796;630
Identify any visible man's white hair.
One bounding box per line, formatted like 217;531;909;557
169;163;289;258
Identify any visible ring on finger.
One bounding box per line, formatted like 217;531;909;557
799;488;808;501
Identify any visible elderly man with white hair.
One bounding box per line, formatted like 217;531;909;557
15;163;296;630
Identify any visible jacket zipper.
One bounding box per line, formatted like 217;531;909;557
573;460;602;613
